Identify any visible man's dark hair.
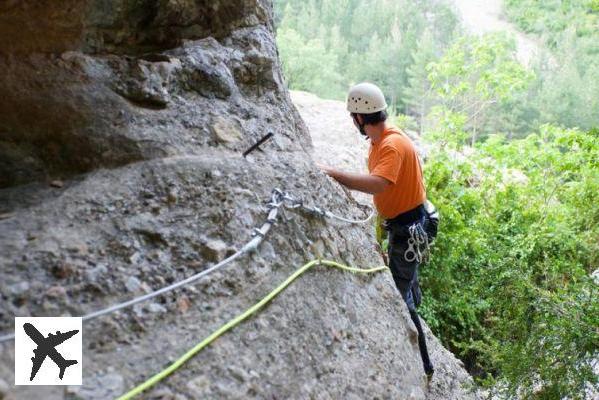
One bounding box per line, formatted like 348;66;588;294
352;110;387;125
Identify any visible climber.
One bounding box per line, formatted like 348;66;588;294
317;82;435;377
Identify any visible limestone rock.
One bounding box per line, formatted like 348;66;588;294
200;238;229;262
147;303;167;314
211;116;243;145
125;276;142;293
67;372;124;400
8;281;29;296
0;1;478;399
0;377;8;399
186;375;211;397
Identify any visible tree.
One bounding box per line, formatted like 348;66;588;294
426;33;533;145
276;27;344;98
404;29;437;135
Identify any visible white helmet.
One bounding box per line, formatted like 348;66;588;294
346;82;387;114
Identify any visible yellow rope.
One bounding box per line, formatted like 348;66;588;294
116;259;388;399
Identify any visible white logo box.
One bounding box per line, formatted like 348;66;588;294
14;317;82;386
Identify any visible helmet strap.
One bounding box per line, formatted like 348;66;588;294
352;114;369;139
359;124;368;139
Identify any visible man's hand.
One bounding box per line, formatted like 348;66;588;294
316;163;338;178
316;163;390;194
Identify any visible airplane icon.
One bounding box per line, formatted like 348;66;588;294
23;322;79;381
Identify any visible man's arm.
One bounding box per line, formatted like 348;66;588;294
318;164;391;194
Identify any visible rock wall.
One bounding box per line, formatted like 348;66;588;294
0;0;306;188
0;1;478;399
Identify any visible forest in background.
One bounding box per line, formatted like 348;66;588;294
504;0;599;130
275;0;599;140
274;1;598;399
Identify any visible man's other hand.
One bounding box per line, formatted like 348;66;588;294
315;163;390;194
316;163;337;178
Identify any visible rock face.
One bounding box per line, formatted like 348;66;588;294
0;0;303;188
290;90;371;205
0;1;478;399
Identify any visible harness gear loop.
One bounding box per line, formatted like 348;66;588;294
404;222;430;263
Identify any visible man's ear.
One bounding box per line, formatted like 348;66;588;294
355;114;364;125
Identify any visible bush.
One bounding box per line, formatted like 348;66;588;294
420;126;599;398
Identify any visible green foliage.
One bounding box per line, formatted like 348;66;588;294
403;29;437;135
426;33;534;145
503;0;599;130
276;27;344;98
374;215;389;253
421;126;599;398
390;113;418;132
275;0;599;134
274;0;458;107
275;1;599;397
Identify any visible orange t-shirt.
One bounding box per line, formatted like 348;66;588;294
368;126;426;219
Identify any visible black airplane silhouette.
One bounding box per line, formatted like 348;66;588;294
23;322;79;381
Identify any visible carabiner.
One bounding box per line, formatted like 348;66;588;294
404;238;419;262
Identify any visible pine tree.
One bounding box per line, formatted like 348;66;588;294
404;29;436;134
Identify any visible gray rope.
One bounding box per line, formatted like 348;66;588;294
323;209;375;224
0;190;285;343
0;188;373;343
0;252;242;342
81;250;245;322
282;193;375;224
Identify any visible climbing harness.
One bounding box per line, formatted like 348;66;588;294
423;200;439;243
117;259;387;400
404;222;430;264
0;189;373;343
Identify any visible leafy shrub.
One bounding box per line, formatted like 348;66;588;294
420;126;599;398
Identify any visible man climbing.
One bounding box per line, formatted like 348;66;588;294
318;82;435;377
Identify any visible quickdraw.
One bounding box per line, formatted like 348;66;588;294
404;221;430;264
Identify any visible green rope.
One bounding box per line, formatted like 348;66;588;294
116;259;388;399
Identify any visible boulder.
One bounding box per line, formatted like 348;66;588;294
0;1;478;399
